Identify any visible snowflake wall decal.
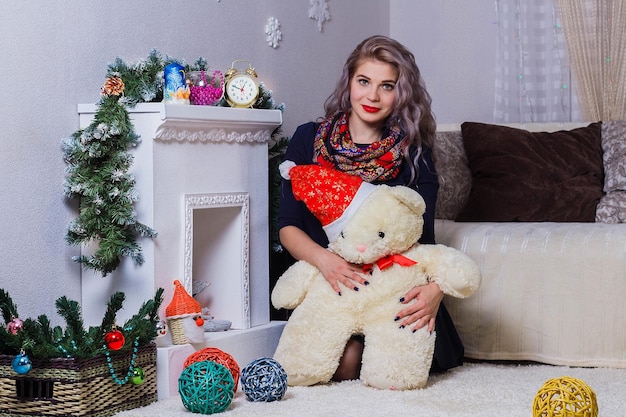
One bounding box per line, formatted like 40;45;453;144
265;17;282;48
309;0;330;32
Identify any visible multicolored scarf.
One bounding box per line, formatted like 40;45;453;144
313;112;404;183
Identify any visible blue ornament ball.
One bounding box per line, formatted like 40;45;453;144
12;353;32;375
240;357;287;402
178;360;234;415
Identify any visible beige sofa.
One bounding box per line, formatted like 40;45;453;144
433;121;626;368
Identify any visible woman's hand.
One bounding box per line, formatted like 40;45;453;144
395;281;443;333
279;225;368;296
316;249;369;296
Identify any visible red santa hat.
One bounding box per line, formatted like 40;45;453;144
280;160;376;242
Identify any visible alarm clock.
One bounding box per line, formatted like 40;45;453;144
224;60;260;108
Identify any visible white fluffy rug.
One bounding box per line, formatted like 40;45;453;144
114;362;625;416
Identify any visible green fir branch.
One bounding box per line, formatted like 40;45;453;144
21;318;61;359
122;287;164;346
0;327;21;355
55;296;87;346
100;291;126;332
0;288;19;323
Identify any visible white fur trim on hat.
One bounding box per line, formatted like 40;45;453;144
279;160;296;180
323;181;377;242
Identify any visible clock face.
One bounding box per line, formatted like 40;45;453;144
226;74;259;107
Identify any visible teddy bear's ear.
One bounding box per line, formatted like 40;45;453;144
387;185;426;217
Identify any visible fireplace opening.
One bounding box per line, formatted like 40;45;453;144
184;193;250;330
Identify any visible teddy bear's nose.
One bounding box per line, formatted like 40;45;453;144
356;244;367;253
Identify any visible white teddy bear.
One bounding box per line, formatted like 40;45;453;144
271;162;481;390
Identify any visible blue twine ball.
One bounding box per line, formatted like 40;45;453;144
178;360;235;414
240;357;288;402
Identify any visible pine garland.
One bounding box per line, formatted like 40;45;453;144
63;87;157;276
0;288;164;360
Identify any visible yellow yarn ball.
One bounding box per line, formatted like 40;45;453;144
532;376;598;417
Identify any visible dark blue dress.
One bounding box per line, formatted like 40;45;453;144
278;121;464;372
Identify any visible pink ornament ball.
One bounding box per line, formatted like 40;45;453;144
7;317;23;335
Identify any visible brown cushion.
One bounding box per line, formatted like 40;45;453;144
456;122;604;222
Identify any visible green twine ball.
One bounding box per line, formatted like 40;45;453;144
178;360;235;414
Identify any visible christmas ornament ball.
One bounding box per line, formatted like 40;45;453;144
178;360;234;414
104;329;125;350
532;376;598;417
130;367;145;385
240;357;287;402
12;353;32;375
7;317;24;335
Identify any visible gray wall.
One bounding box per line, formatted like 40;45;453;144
0;1;388;323
391;1;498;124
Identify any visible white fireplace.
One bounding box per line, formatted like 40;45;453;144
78;103;285;399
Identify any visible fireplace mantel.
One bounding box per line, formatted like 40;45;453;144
78;103;281;143
155;104;281;143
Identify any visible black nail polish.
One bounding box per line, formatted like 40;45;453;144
394;316;400;321
353;287;359;291
338;291;342;296
412;329;417;333
399;297;405;302
399;325;405;329
364;281;370;286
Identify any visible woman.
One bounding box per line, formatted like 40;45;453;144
278;35;463;380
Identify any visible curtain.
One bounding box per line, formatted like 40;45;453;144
493;0;579;123
556;0;626;121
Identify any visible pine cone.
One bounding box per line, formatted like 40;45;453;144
101;76;125;96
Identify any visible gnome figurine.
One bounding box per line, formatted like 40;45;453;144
165;280;205;345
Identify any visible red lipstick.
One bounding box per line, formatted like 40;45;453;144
362;105;380;113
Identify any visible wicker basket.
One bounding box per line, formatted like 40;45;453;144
0;344;157;417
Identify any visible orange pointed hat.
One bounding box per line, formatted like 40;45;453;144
165;280;202;319
279;160;376;242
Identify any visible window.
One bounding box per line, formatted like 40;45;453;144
493;0;580;122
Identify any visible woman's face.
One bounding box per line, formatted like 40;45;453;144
349;58;398;130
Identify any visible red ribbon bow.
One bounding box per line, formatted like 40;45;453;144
362;254;417;274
